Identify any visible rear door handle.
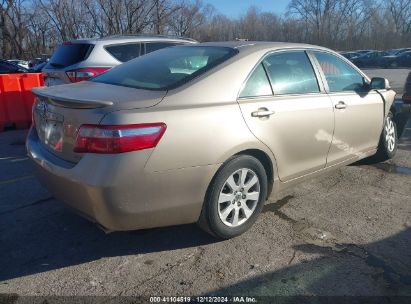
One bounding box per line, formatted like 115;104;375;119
335;101;347;109
251;108;275;118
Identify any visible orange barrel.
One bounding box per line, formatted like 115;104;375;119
0;73;45;129
0;85;7;131
0;74;29;129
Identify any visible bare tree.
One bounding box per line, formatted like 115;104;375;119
152;0;180;34
0;0;13;58
1;0;409;60
169;0;207;37
387;0;411;46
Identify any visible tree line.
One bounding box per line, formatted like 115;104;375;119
1;0;410;60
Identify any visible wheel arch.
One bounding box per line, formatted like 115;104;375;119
198;148;276;235
234;149;275;199
206;148;276;202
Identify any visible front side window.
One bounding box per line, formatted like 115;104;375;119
262;51;320;95
105;43;141;62
314;51;364;92
92;46;238;90
239;63;272;98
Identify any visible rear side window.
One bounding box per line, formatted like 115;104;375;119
263;51;320;95
145;42;178;54
105;43;141;62
92;46;238;90
239;64;272;98
48;43;93;68
314;51;364;92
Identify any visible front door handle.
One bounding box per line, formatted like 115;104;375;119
251;108;275;118
335;101;347;109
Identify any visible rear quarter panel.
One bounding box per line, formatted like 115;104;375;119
101;101;273;173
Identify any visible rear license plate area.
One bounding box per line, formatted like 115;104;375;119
34;100;64;152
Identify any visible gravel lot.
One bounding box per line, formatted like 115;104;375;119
0;70;410;298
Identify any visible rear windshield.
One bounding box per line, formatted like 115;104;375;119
92;46;238;90
48;43;93;68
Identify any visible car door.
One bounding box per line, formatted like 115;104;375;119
311;51;384;166
238;50;334;182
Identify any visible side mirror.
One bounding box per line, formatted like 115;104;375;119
370;77;390;90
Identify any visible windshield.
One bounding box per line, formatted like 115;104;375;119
92;46;238;90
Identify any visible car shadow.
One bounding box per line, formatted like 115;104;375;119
0;200;218;281
206;228;411;296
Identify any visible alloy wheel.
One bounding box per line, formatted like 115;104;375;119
217;168;260;227
385;116;396;152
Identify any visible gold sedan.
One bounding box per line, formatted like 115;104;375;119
27;42;397;238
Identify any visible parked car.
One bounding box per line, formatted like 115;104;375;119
387;48;411;56
29;62;47;73
28;58;40;68
351;51;388;68
340;51;360;61
0;60;29;74
382;50;411;68
354;49;375;55
42;35;197;86
28;42;397;239
7;59;29;69
394;51;411;67
403;71;411;104
28;54;50;68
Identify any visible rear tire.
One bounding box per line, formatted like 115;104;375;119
375;112;397;161
198;155;268;239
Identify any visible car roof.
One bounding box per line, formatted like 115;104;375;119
191;41;332;55
69;35;197;45
0;60;26;68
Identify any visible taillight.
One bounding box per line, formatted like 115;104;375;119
66;67;110;83
74;123;167;154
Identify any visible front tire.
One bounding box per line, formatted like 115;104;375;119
375;112;397;161
198;155;268;239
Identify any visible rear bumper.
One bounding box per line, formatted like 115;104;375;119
26;127;216;231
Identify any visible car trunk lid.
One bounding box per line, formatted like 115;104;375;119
32;82;167;163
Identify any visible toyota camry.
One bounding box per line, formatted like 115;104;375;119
27;42;397;239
